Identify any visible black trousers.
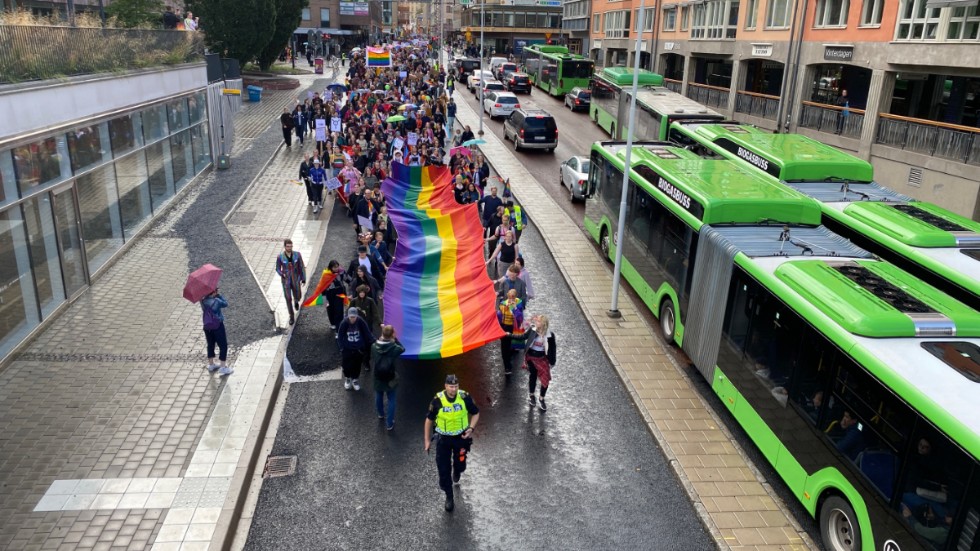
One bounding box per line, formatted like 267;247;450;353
435;434;472;494
500;323;513;372
282;128;293;146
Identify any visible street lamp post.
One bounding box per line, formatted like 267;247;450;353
478;0;485;136
608;0;646;318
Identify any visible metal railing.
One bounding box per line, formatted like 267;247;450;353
798;101;865;139
664;78;682;94
876;113;980;166
734;90;780;120
686;81;730;109
0;25;205;84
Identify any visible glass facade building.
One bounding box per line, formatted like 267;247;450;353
0;89;211;359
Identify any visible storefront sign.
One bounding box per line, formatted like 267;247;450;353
751;43;773;57
824;45;854;62
664;42;677;51
339;2;369;16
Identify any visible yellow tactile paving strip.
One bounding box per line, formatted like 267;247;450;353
454;99;815;551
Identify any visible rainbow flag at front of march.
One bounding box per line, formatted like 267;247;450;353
366;46;391;67
381;163;505;359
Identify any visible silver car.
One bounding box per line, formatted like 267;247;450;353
560;156;591;201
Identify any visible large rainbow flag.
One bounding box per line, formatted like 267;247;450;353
382;163;505;359
366;46;391;67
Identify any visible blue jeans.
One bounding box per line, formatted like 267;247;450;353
375;388;396;427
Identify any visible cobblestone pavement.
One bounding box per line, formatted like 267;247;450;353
0;72;335;551
454;97;817;551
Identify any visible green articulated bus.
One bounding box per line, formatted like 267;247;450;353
669;121;980;312
520;44;593;97
585;140;980;551
590;67;723;141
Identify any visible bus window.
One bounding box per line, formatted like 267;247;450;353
545;63;559;87
601;158;622;212
897;426;973;550
660;213;695;303
587;152;603;198
788;329;836;426
951;471;980;551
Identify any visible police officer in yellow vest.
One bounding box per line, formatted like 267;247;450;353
423;374;480;512
504;201;526;241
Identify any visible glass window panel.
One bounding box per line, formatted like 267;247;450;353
108;113;142;157
22;193;65;317
515;13;525;26
189;91;206;125
0;208;40;358
141;104;169;143
146;141;175;211
168;98;189;132
114;154;152;236
170;130;192;189
0;151;17;208
12;137;68;196
504;12;514;26
52;189;86;297
191;124;212;173
67;123;111;174
537;13;548;27
77;165;123;273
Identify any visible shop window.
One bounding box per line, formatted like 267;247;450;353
12;137;68;196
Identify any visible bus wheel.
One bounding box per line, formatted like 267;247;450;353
820;496;861;551
659;299;676;343
600;227;612;262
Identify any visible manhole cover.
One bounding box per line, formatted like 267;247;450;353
263;455;297;478
228;211;257;226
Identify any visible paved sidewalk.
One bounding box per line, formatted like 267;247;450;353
454;97;815;550
0;70;336;551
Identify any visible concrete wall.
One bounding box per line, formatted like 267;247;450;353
0;63;207;145
870;145;980;219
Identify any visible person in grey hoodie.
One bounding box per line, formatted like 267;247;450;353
372;325;405;430
337;307;374;391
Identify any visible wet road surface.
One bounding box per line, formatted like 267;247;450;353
245;199;715;550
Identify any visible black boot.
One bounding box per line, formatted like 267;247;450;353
444;492;455;512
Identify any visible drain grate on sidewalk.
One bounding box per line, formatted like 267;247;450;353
263;455;297;478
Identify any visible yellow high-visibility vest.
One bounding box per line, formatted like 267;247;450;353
435;390;469;435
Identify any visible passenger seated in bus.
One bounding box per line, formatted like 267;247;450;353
900;438;953;521
800;389;824;423
901;501;951;548
827;410;866;460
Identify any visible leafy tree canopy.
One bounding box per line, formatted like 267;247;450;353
187;0;276;64
256;0;308;71
105;0;165;28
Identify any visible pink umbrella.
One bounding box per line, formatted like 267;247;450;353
450;146;472;158
183;264;223;303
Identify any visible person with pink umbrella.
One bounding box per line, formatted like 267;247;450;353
184;263;232;376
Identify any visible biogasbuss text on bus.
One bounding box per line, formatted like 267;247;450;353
520;44;593;97
584;140;980;551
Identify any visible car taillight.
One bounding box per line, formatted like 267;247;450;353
515;104;520;108
578;179;586;188
495;103;501;107
575;99;581;104
555;128;558;137
520;129;524;138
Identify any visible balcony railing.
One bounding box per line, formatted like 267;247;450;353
734;90;780;120
876;113;980;166
664;78;681;94
686;81;729;109
0;25;205;84
799;101;865;139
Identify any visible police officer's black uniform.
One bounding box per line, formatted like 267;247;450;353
424;374;480;512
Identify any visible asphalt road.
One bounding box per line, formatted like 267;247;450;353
245;195;714;550
455;84;824;548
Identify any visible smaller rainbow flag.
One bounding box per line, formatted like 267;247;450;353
366;47;391;67
302;269;338;308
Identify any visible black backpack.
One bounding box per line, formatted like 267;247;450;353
374;352;397;382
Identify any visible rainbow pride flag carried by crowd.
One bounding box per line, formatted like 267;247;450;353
366;46;391;67
382;163;505;359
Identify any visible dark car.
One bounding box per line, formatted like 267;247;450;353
495;62;518;80
503;108;558;152
564;87;591;112
505;73;532;94
456;58;481;78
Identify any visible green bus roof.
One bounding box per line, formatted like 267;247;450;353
775;260;980;337
686;123;874;183
597;142;823;226
841;201;980;248
599;67;664;87
525;44;569;55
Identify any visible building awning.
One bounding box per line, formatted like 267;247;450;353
925;0;979;7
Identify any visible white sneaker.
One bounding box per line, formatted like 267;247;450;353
352;379;361;391
344;378;352;390
206;363;219;373
217;366;234;377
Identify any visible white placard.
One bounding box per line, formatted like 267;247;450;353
330;116;342;133
399;71;407;79
326;177;342;190
315;119;326;142
407;132;418;146
392;137;405;151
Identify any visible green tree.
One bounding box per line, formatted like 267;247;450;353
186;0;276;65
256;0;307;71
105;0;165;28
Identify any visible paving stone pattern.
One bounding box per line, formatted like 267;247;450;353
0;74;331;551
454;97;816;551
